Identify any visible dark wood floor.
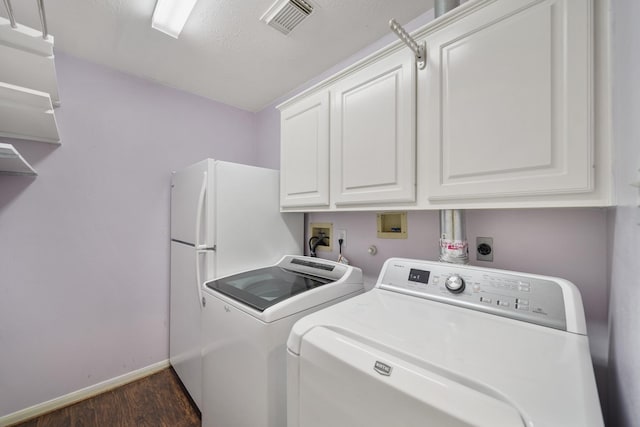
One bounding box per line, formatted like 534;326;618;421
11;368;201;427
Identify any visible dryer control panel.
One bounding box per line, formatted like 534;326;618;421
376;258;586;333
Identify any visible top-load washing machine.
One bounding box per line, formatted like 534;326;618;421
287;258;603;427
200;255;363;427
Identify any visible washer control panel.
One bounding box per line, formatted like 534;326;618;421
378;259;570;331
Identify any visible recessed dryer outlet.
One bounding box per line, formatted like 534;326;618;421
309;223;332;252
476;237;493;262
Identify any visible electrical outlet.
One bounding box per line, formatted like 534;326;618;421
336;229;346;248
476;237;493;262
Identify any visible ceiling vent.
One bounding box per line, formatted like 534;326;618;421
260;0;314;35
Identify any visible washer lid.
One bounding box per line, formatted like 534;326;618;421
288;289;603;427
205;266;331;312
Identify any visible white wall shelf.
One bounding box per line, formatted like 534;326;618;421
0;17;59;105
0;16;61;146
0;142;37;175
0;81;60;143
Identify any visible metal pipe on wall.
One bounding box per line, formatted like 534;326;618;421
434;0;461;18
439;210;469;264
435;0;467;265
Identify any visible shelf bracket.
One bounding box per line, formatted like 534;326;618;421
2;0;17;28
2;0;49;38
389;19;426;70
36;0;49;39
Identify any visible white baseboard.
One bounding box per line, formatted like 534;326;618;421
0;359;170;427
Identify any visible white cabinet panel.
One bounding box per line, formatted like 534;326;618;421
424;0;593;200
332;49;416;205
280;92;330;207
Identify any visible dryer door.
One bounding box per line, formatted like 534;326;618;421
292;327;526;427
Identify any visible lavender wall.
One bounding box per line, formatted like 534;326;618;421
607;0;640;425
255;105;280;170
0;53;258;417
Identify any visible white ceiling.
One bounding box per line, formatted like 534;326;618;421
1;0;434;112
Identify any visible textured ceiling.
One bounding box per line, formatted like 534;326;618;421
1;0;434;112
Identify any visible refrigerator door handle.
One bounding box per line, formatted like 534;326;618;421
195;171;208;250
194;171;208;308
195;250;207;309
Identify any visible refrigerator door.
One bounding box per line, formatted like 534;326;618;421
170;159;213;246
170;240;204;409
214;161;303;278
170;158;215;410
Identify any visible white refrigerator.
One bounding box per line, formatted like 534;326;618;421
169;159;303;410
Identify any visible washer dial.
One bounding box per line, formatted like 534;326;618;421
445;275;465;293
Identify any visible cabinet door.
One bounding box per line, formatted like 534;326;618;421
423;0;593;200
280;92;330;208
331;49;416;205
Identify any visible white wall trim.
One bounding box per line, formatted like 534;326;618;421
0;359;170;427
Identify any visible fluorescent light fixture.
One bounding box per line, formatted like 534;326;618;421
151;0;199;38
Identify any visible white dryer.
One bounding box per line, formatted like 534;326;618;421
287;258;603;427
201;255;363;427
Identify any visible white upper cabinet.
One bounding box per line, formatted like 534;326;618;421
278;0;610;211
279;47;416;210
331;48;416;205
422;0;595;201
280;91;330;208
